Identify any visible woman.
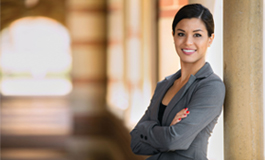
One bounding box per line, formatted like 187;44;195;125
130;4;225;160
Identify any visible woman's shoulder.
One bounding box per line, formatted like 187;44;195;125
156;71;179;86
196;62;225;88
207;72;224;82
197;73;225;94
206;72;225;85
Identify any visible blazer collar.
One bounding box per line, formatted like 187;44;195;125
193;62;213;79
165;62;213;81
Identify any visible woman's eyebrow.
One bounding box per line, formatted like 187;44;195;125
177;29;185;32
193;29;203;32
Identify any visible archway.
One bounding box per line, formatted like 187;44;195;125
0;16;72;96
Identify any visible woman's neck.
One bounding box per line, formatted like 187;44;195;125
179;61;205;83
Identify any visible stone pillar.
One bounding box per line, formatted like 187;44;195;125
223;0;263;160
66;0;107;116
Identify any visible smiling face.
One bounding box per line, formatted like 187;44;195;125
173;18;214;66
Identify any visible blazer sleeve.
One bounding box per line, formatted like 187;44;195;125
130;84;162;155
130;124;160;155
135;80;225;152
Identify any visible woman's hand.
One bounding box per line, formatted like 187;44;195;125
170;108;190;126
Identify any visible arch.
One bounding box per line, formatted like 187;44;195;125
0;16;72;96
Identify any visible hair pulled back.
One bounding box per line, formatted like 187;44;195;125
172;4;214;37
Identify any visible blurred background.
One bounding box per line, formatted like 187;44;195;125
0;0;225;160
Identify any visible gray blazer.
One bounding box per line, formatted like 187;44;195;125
130;62;225;160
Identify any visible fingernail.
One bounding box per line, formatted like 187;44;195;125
186;111;190;114
178;118;181;121
185;108;188;110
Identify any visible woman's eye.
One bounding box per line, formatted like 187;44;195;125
194;33;202;37
177;33;184;37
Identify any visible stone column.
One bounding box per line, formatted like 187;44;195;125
66;0;107;115
223;0;263;160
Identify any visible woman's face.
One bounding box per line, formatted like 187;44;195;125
173;18;214;65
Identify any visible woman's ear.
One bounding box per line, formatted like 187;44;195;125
172;31;175;42
208;33;215;47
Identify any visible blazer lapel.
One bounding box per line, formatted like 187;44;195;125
150;71;181;123
162;75;196;125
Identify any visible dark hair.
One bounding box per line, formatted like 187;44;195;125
172;4;214;37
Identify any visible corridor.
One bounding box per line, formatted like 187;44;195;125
1;95;144;160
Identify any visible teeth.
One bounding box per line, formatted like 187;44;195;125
183;49;195;53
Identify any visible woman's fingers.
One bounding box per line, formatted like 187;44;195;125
176;108;190;118
170;108;190;126
170;118;181;126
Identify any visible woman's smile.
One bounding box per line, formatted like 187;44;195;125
182;48;197;55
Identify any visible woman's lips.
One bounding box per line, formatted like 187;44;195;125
182;49;196;55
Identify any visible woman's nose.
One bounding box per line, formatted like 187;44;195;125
185;36;193;45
